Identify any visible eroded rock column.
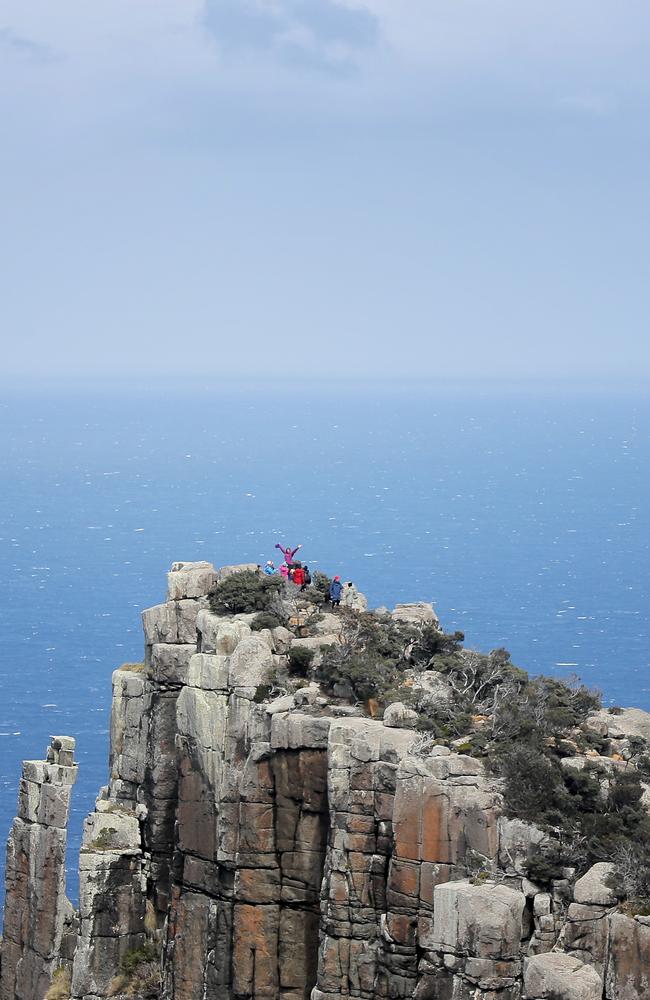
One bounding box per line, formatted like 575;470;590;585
0;736;78;1000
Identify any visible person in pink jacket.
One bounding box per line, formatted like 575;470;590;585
278;563;290;580
275;543;302;565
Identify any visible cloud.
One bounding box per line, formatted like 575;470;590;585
0;26;57;62
203;0;379;73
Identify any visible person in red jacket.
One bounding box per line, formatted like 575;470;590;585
292;565;305;587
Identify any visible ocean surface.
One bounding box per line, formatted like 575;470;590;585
1;380;650;904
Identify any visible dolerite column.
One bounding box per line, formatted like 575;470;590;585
140;561;217;917
0;736;78;1000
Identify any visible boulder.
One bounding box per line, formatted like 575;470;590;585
431;881;525;959
523;953;603;999
392;602;439;626
411;670;453;705
573;863;618;906
383;702;419;729
589;706;650;742
167;561;217;601
217;562;260;580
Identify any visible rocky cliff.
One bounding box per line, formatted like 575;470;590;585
2;560;650;1000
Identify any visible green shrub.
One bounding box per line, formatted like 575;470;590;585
108;944;160;999
251;611;284;632
120;944;158;976
288;646;315;677
209;571;284;615
311;571;332;603
525;846;567;885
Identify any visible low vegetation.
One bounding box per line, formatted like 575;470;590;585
118;662;145;673
208;574;650;904
107;944;160;999
84;826;118;852
44;968;71;1000
209;570;285;615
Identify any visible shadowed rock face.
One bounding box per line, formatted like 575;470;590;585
0;737;78;1000
4;561;650;1000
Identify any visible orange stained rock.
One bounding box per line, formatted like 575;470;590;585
394;797;421;861
422;793;450;864
232;903;279;996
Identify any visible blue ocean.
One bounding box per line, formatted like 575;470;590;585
1;380;649;902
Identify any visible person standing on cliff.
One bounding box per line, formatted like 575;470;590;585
275;542;302;565
264;560;276;575
330;576;343;608
292;564;305;588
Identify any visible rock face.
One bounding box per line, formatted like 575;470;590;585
1;737;78;1000
3;560;650;1000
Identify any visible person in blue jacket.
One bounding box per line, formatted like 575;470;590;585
329;576;343;608
264;561;276;575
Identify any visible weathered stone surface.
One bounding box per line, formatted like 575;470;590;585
218;562;260;580
392;602;439;625
150;642;196;686
1;739;78;1000
411;669;453;705
605;911;650;999
431;881;525;959
196;610;251;654
109;668;148;797
383;701;419;729
498;816;548;874
187;651;229;690
271;714;335;750
523;953;603;999
167;560;217;601
393;755;497;866
590;706;650;741
564;903;610;976
573;862;617;906
228;636;275;690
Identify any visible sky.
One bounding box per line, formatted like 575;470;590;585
1;1;650;380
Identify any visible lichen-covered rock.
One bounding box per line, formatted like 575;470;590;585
605;911;650;999
392;602;439;625
383;701;419;729
431;881;526;959
109;668;148;799
573;862;618;906
167;560;217;601
523;953;603;999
